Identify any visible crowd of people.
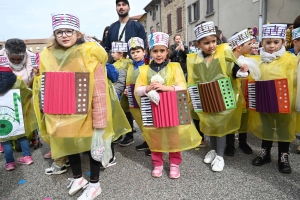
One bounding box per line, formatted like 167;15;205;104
1;0;300;199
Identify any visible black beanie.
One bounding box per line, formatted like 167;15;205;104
116;0;129;6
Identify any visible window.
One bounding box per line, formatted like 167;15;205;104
188;1;200;23
177;7;182;30
152;9;156;20
156;4;159;11
156;22;161;32
150;26;154;33
150;10;152;16
164;0;172;7
206;0;214;15
167;14;172;34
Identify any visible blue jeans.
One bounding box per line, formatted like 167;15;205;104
1;136;31;163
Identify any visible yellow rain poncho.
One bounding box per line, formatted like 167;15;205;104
248;52;298;142
187;44;244;137
135;62;201;152
113;58;133;113
0;77;37;142
107;79;131;140
126;64;143;129
296;54;300;134
33;42;113;159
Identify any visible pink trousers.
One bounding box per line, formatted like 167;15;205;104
151;152;182;166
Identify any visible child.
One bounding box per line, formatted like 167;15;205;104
225;29;261;156
187;21;248;172
250;42;260;55
110;41;135;147
250;24;298;174
0;57;36;171
135;32;201;178
125;37;149;153
33;13;113;199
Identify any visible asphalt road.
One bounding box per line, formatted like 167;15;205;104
1;125;300;200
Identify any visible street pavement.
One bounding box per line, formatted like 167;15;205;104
1;124;300;200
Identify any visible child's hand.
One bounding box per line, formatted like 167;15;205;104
124;89;128;97
240;64;249;72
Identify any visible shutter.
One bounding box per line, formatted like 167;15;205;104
188;5;191;23
196;0;200;20
177;7;182;30
167;14;172;34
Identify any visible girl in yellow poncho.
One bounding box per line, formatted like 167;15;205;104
32;13;112;199
187;21;248;172
250;24;298;174
135;32;201;179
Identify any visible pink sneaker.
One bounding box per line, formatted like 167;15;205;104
151;166;163;178
169;164;180;179
44;151;52;159
17;156;34;165
5;162;15;171
0;143;3;153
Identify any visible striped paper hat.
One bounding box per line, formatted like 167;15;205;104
262;24;287;39
0;55;12;72
194;21;216;41
229;29;251;49
112;41;128;52
128;37;144;50
51;13;80;31
292;27;300;40
148;32;169;50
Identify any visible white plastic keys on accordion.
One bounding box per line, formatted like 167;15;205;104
126;85;134;108
140;96;154;126
248;82;256;109
188;85;202;112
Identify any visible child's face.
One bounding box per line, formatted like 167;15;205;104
293;39;300;53
54;29;80;48
251;45;259;55
130;48;145;62
261;38;284;54
196;35;217;55
150;45;168;64
111;52;123;61
240;41;252;55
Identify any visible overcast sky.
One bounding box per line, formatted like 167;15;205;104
0;0;150;41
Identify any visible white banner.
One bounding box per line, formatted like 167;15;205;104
0;89;25;139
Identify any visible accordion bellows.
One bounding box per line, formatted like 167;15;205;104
41;72;90;114
141;90;191;128
245;78;290;113
188;77;236;113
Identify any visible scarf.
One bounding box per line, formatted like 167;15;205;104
150;60;169;72
133;60;144;70
260;46;286;63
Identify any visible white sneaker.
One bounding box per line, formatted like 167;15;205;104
211;155;225;172
203;150;216;164
67;177;88;196
77;182;102;200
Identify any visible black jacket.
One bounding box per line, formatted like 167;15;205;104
0;72;17;94
169;44;189;74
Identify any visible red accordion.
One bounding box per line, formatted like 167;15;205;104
242;78;290;113
141;90;191;128
41;72;90;114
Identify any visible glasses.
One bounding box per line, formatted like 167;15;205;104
54;29;74;38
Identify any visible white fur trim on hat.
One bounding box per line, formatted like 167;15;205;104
229;29;251;49
262;24;287;39
52;13;80;31
194;21;216;41
148;32;169;50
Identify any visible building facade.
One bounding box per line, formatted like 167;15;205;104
186;0;300;46
161;0;187;44
143;0;162;36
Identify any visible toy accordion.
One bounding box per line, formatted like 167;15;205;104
245;78;290;113
140;90;191;128
188;77;236;113
40;72;90;114
126;84;139;108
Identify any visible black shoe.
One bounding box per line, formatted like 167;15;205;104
144;149;151;156
252;148;271;166
239;142;253;154
112;136;122;144
224;144;236;156
135;141;149;151
278;153;291;174
119;138;135;147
